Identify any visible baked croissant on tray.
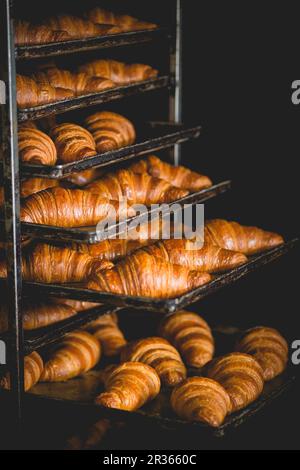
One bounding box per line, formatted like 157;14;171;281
0;351;43;392
85;312;127;357
86;249;211;298
121;337;187;387
235;326;288;381
95;362;161;411
86;7;157;32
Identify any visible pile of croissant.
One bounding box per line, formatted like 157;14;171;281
0;218;283;299
15;8;157;46
17;59;158;108
0;308;289;428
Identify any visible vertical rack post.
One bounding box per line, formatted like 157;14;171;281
0;0;24;428
169;0;183;165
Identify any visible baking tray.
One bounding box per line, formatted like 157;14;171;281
0;305;119;355
20;122;202;179
16;27;169;60
15;180;231;244
25;322;296;439
3;238;296;314
17;76;170;122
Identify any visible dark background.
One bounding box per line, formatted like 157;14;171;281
2;0;300;450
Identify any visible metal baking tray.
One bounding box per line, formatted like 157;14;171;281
0;305;119;355
20;122;202;179
4;238;296;314
16;27;169;60
26;323;296;439
16;180;231;244
18;76;170;122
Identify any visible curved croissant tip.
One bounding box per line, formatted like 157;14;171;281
188;271;211;290
161;370;186;388
95;392;122;409
187;352;213;369
268;232;284;247
232;251;248;266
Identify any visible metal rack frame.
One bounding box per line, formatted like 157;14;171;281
0;0;184;428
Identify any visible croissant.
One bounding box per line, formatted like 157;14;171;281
145;240;248;273
204;352;264;413
52;298;101;312
22;301;77;330
19;121;38;129
17;74;74;108
15;20;71;45
86;7;157;32
236;327;288;381
85;312;126;357
64;168;104;187
40;330;101;382
95;362;160;410
0;243;110;283
0;351;43;392
159;310;214;368
33;68;115;96
171;377;231;427
87;249;211;298
18;127;57;165
85;111;136;153
204;219;284;255
50;124;97;163
87;169;188;205
79;59;158;85
20;178;59;199
121;337;186;387
130;156;213;192
44;15;121;39
20;187;135;227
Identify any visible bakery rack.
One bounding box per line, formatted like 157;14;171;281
0;0;298;442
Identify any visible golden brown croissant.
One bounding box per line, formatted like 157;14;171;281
121;337;186;387
52;298;101;312
18;127;57;165
22;301;77;330
159;310;214;368
144;239;248;273
0;243;110;283
50;123;97;163
130;155;212;191
64;168;104;187
87;169;188;205
86;8;157;32
15;20;71;45
17;74;74;108
33;67;115;96
171;377;231;427
87;249;211;298
85;312;126;357
40;330;101;382
0;351;43;392
79;59;158;85
44;15;121;39
20;178;59;199
204;219;284;255
20;187;135;227
72;238;146;263
204;352;264;413
95;362;160;410
235;327;288;381
85;111;136;153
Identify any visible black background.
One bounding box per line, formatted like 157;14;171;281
2;0;300;451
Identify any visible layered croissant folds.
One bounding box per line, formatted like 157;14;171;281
0;351;43;392
159;311;214;368
87;249;211;298
236;327;288;381
204;352;264;413
41;330;101;382
20;187;135;227
129;155;212;192
171;377;231;427
121;337;187;387
85;312;127;357
86;7;157;32
95;362;161;410
0;243;111;283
